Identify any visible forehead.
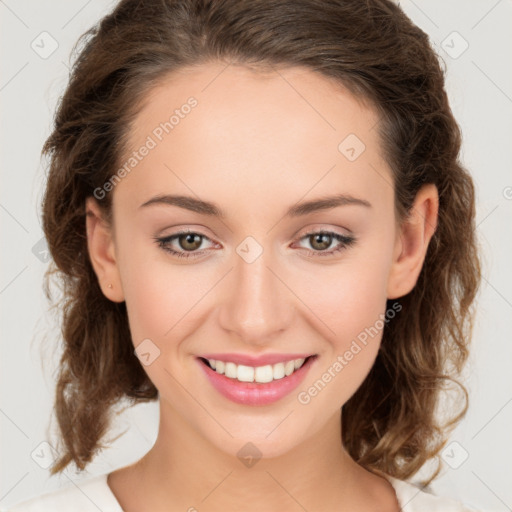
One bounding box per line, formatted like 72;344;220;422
115;62;392;216
128;62;381;151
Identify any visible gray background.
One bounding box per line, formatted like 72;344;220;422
1;0;511;510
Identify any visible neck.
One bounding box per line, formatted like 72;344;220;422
111;399;389;512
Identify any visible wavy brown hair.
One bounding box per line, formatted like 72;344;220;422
41;0;481;484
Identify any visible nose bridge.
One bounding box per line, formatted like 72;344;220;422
218;238;293;343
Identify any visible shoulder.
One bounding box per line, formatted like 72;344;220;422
386;475;481;512
3;474;123;512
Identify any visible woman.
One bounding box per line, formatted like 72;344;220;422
7;0;481;510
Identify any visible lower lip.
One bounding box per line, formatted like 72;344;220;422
196;356;316;406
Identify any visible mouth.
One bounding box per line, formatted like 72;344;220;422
198;355;314;383
196;355;317;406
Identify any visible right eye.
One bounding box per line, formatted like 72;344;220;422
154;230;216;259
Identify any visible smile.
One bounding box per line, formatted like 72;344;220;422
201;357;308;383
197;355;317;406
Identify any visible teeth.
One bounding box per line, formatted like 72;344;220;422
255;365;273;383
225;362;237;379
206;357;308;383
237;364;255;382
284;360;295;376
215;360;225;374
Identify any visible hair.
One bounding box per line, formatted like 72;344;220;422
41;0;481;485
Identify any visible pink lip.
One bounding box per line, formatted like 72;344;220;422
196;355;317;406
200;352;314;366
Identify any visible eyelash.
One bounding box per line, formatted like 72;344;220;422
154;229;356;260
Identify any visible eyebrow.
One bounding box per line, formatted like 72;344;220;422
138;193;371;218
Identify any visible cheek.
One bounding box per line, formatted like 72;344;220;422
116;233;185;345
293;248;392;401
122;263;196;346
303;255;391;346
119;238;221;362
293;283;387;414
120;228;393;342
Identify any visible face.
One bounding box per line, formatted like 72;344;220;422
86;62;436;459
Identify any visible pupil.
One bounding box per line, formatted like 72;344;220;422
181;233;200;250
312;233;331;250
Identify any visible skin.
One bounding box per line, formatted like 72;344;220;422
86;62;438;512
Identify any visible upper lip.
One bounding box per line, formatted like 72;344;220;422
199;353;315;367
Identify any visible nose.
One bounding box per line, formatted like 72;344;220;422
217;245;295;346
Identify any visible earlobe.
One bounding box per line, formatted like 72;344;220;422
387;184;439;299
85;197;125;302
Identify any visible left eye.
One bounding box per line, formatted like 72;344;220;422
154;230;356;260
293;230;356;257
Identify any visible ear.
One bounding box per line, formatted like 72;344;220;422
387;183;439;299
85;196;125;302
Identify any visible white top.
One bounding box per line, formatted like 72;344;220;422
3;473;480;511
